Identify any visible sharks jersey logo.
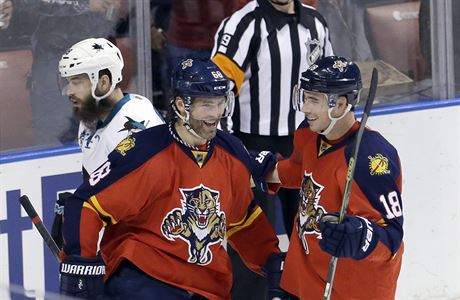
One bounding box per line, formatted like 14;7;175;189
297;172;326;254
161;184;226;265
118;116;147;133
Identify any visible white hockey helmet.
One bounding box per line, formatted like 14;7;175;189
59;37;124;101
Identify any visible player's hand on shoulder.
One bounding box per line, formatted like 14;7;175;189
319;213;379;260
60;255;107;299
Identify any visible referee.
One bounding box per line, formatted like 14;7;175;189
212;0;333;299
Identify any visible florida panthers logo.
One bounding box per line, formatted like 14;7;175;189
161;184;226;265
297;172;326;254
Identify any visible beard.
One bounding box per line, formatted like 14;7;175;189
72;95;111;126
188;117;219;141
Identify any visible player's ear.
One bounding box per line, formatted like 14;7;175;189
336;96;348;112
97;74;111;94
175;97;186;115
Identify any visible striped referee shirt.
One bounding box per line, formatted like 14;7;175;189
212;0;333;136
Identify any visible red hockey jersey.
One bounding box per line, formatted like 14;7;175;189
275;120;404;300
64;123;279;300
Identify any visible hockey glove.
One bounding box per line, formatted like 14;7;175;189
264;252;291;300
51;192;73;249
249;150;278;192
60;255;106;299
319;213;379;260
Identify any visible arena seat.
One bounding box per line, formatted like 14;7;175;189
366;1;426;80
0;48;35;151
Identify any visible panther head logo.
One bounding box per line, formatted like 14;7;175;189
161;184;226;265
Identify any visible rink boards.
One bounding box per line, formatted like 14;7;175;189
1;101;459;299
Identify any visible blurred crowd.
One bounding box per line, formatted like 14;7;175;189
0;0;459;152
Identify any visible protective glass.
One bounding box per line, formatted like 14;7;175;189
292;85;338;111
189;91;235;121
292;84;303;111
58;75;70;96
58;74;90;97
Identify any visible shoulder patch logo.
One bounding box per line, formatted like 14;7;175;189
116;136;136;156
305;39;322;65
368;153;390;175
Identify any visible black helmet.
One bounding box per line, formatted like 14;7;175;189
293;56;362;110
171;58;235;118
172;58;231;97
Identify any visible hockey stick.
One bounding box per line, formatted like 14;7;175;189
323;67;379;300
19;195;62;263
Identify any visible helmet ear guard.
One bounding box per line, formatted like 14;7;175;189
59;38;124;101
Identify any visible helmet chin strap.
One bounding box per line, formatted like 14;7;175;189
173;106;208;142
320;104;352;136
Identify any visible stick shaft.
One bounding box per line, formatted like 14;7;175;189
323;68;379;300
19;195;61;263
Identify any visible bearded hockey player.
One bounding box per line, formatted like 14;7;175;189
52;37;165;250
59;37;164;177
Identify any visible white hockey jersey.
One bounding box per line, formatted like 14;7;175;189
78;93;164;175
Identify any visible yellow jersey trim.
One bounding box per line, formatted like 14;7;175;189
226;207;262;238
82;202;108;227
89;196;118;225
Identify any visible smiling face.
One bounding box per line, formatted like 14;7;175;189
187;96;227;141
299;90;332;133
299;90;355;140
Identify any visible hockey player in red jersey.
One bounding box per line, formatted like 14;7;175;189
59;58;284;299
251;56;404;299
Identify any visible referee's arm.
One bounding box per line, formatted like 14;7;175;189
211;3;257;94
212;53;244;95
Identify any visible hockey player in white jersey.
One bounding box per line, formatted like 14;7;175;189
51;37;164;249
59;37;165;177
